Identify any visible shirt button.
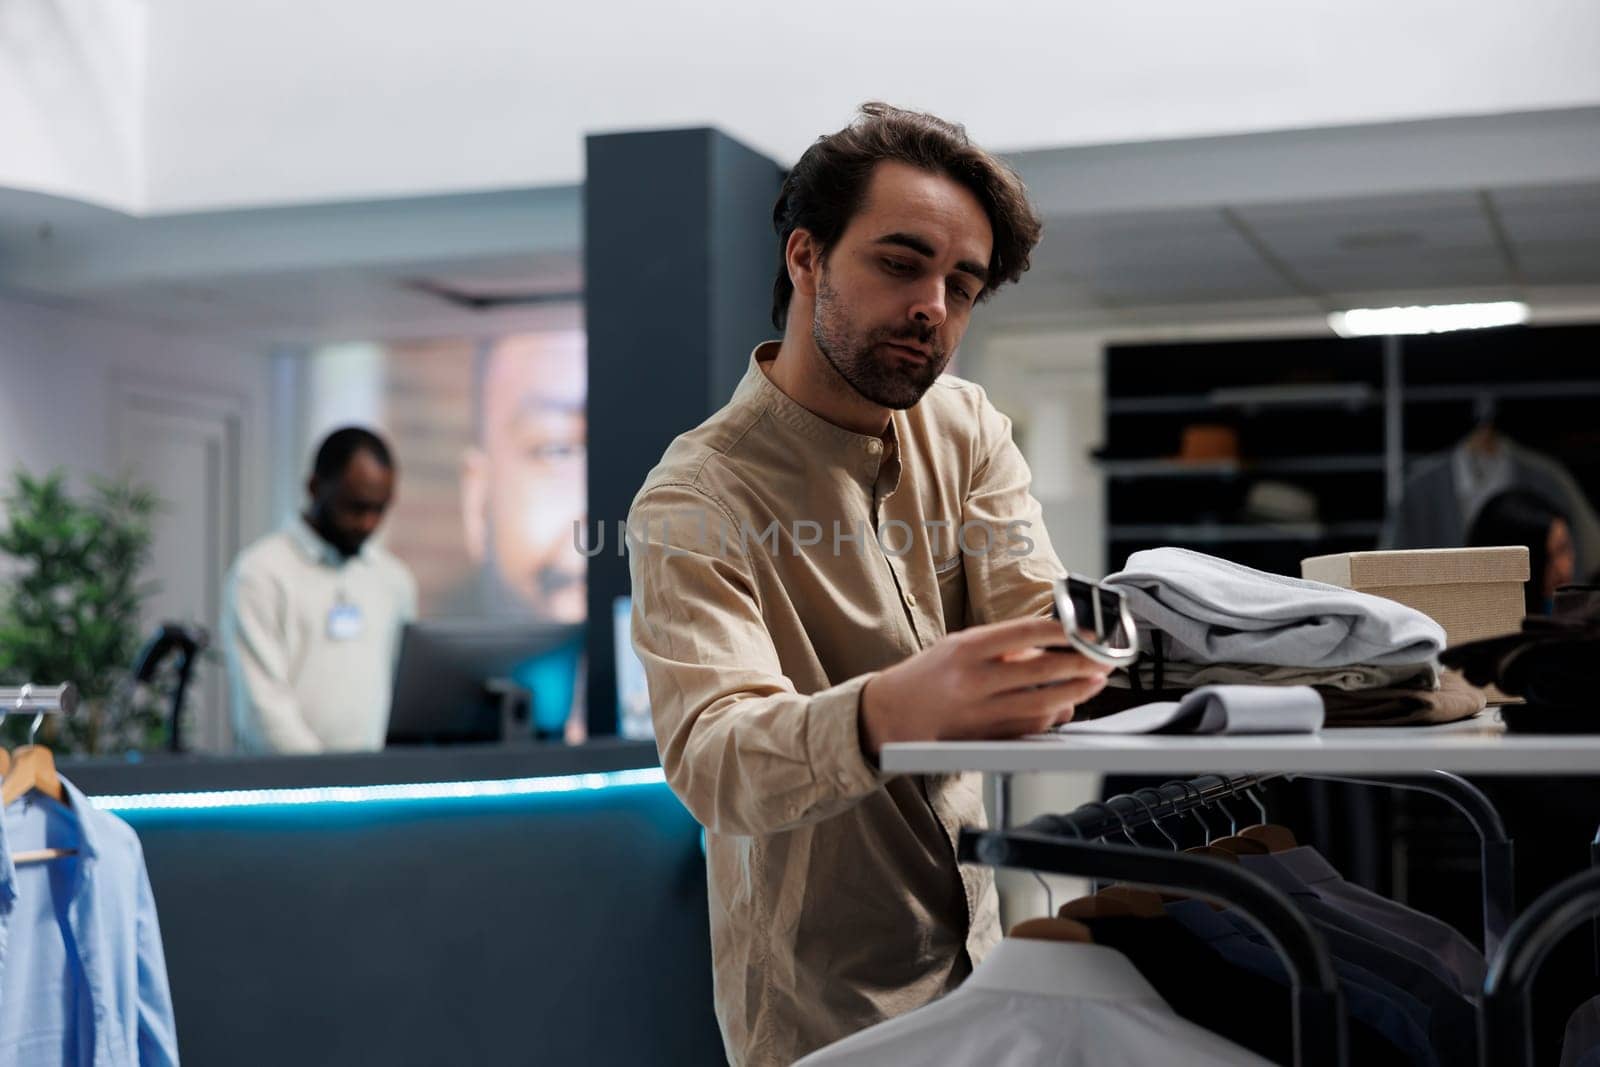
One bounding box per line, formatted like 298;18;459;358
905;593;917;606
866;441;882;454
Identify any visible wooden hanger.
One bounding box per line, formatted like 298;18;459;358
13;848;77;867
1173;787;1256;861
1010;917;1094;944
1209;833;1271;856
1059;883;1167;919
1214;783;1294;853
4;741;79;865
2;743;67;808
1173;845;1238;910
1183;844;1240;863
1464;393;1501;456
1239;823;1298;853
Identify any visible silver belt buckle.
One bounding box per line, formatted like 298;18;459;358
1051;573;1140;667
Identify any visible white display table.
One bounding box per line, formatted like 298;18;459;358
880;711;1600;776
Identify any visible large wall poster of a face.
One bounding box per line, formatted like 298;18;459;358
376;330;587;624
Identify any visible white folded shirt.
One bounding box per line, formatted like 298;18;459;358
1042;685;1325;736
1103;547;1447;668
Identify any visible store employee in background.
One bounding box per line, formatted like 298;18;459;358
629;103;1109;1065
223;427;417;753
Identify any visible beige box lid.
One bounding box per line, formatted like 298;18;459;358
1302;546;1530;588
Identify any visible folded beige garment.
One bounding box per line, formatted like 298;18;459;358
1080;670;1485;729
1319;670;1487;728
1110;660;1439;692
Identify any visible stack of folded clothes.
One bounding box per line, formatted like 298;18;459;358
1441;584;1600;732
1081;547;1487;727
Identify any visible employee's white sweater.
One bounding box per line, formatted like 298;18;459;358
222;518;417;753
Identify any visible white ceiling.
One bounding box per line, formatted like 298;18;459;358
995;182;1600;327
1;111;1596;343
8;0;1600;214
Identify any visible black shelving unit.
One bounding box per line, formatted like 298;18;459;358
1101;334;1390;576
1101;323;1600;577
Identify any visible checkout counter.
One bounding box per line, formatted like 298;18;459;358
63;740;724;1066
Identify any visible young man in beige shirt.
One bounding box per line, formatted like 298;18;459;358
628;103;1110;1065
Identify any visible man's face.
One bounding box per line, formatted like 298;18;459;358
461;336;587;622
309;450;395;558
808;160;993;409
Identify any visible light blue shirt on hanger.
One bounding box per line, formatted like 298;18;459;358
0;775;178;1066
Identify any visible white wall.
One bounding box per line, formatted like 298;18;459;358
10;0;1592;214
0;294;269;511
0;0;144;212
0;292;274;746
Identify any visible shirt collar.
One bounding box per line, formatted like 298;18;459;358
286;515;360;567
1266;845;1340;887
960;936;1167;1005
732;342;904;488
0;776;100;904
1237;852;1317;897
1164;898;1244;941
60;777;102;862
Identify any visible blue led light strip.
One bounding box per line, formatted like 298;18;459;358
88;767;668;813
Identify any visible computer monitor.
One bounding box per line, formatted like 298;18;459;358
613;595;654;741
387;620;584;745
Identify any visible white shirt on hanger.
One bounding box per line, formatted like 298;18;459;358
794;936;1274;1066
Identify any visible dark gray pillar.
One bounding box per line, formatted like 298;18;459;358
584;128;783;734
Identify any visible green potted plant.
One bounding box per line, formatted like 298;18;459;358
0;470;170;754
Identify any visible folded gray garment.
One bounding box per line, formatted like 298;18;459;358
1047;684;1324;736
1104;547;1447;668
1109;660;1440;692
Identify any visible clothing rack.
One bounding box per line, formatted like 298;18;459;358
0;684;78;719
1038;770;1513;953
1483;866;1600;1067
880;729;1600;1063
961;770;1528;1067
958;822;1348;1067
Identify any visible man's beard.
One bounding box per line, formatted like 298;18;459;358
812;269;950;410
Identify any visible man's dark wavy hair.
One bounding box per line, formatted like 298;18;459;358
770;102;1043;331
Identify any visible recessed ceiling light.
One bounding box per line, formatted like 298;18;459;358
1328;301;1529;337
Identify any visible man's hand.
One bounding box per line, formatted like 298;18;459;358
859;616;1113;757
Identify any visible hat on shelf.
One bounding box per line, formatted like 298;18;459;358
1172;424;1240;464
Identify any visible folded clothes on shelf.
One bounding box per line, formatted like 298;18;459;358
1104;547;1447;668
1315;671;1486;728
1111;659;1439;693
1043;685;1324;737
1077;673;1483;729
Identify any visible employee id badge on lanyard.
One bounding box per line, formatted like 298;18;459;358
327;595;365;641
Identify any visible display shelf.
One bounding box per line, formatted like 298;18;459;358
1403;380;1600;405
1107;383;1378;416
1098;455;1385;479
1107;520;1383;543
880;712;1600;776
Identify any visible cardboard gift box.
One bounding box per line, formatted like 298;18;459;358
1301;546;1530;646
1302;547;1530;703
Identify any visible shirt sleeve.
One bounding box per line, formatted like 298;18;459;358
628;483;888;837
222;563;325;754
133;838;181;1066
397;561;420;623
961;386;1066;624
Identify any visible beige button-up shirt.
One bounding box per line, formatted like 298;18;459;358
628;343;1065;1066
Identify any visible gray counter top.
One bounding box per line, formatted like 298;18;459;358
60;737;660;795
